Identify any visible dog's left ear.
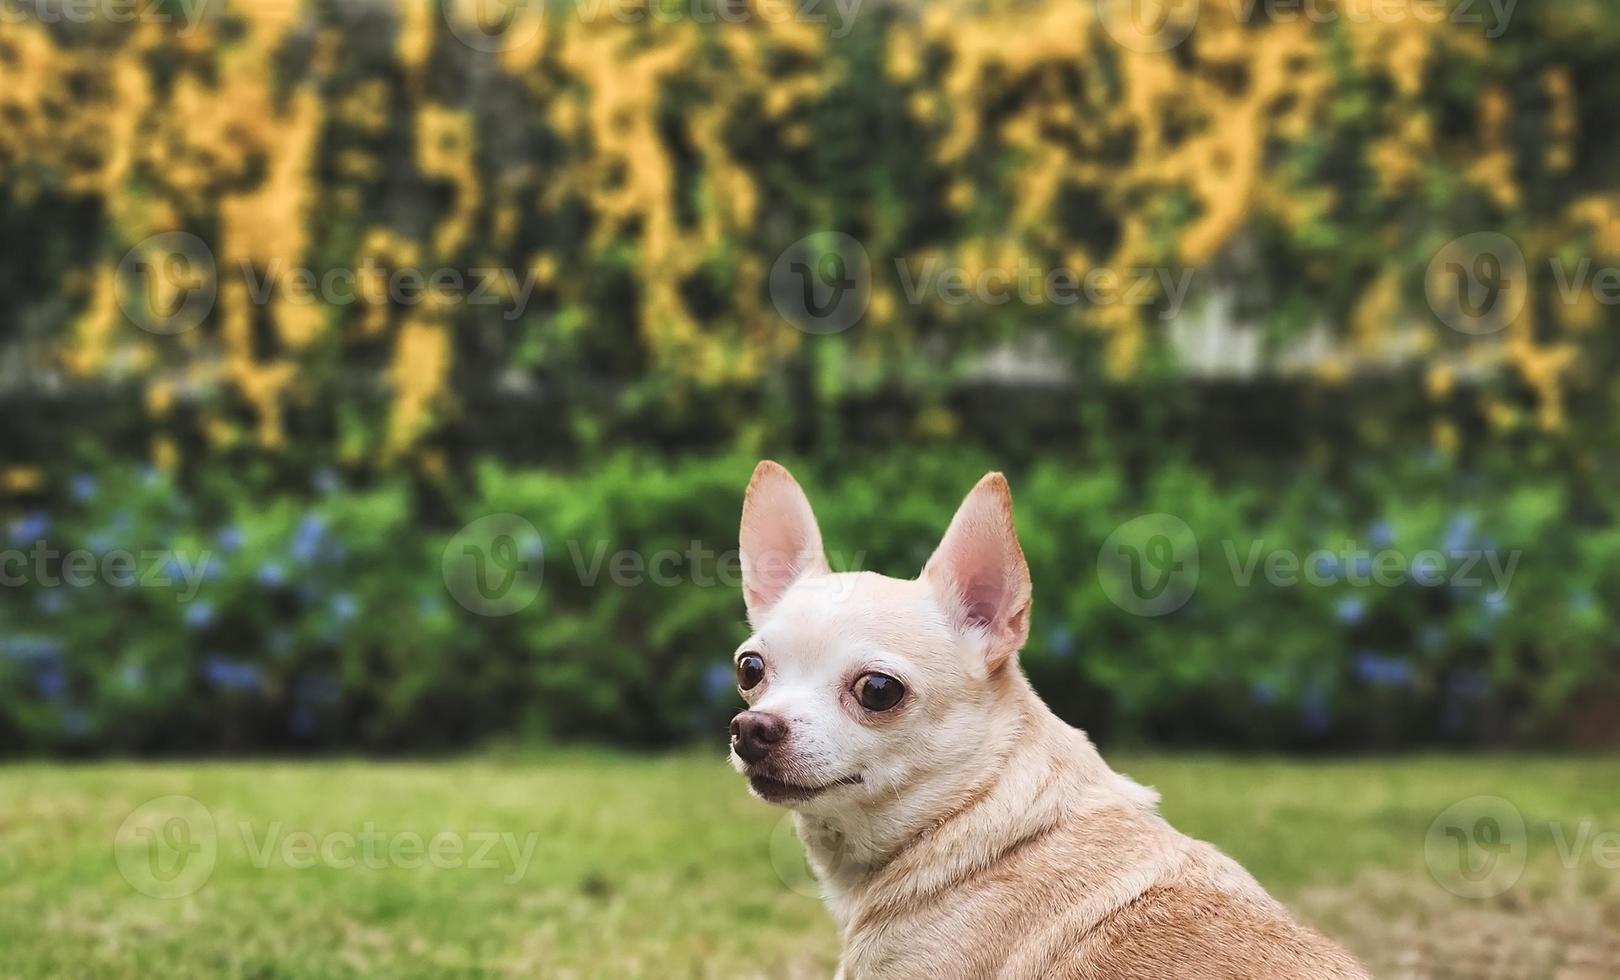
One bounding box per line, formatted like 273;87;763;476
922;473;1032;672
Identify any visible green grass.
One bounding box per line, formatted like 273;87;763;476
2;753;1618;978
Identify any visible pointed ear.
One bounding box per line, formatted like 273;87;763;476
922;473;1032;672
739;461;828;623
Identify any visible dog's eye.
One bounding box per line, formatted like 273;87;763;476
853;673;905;712
736;653;765;692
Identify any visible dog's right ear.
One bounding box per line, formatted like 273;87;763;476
739;461;828;624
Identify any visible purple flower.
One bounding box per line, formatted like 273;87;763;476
1047;626;1075;659
216;526;244;553
184;602;216;630
1334;597;1367;626
1367;521;1394;548
202;657;260;692
702;662;735;700
1352;651;1413;689
8;512;49;545
36;665;67;700
1443;513;1478;553
330;593;358;623
69;475;97;502
291;515;328;563
1301;684;1332;735
256;562;287;587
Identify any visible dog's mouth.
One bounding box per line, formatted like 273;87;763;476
746;770;864;804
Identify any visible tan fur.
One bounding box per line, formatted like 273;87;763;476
733;462;1371;980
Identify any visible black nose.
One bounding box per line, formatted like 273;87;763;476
730;710;787;764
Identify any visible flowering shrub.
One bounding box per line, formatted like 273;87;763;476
2;452;1613;753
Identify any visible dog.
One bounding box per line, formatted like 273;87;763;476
728;461;1371;979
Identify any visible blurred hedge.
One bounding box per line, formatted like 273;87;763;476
3;450;1616;754
4;2;1620;752
2;2;1620;469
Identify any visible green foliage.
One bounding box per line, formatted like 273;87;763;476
4;451;1615;753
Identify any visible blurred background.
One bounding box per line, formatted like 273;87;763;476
2;1;1619;977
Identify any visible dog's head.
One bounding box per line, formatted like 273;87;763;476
728;461;1032;814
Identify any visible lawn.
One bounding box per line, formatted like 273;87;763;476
2;753;1617;978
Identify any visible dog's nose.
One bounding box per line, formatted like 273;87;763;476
730;710;787;764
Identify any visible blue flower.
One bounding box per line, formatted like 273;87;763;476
61;709;89;737
34;590;66;616
1447;670;1492;701
1334;596;1366;626
330;593;358;623
1353;651;1413;689
202;657;260;692
312;468;340;495
9;512;49;545
291;515;328;564
702;662;735;700
256;562;287;587
184;602;216;630
1443;513;1478;553
1367;521;1394;548
2;637;62;664
120;663;147;690
1301;684;1332;735
1419;624;1445;653
69;474;97;502
295;673;342;706
288;705;318;737
1047;626;1075;659
36;665;67;700
1249;680;1279;705
268;630;295;658
216;526;244;553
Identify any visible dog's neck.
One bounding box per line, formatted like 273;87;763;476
793;670;1147;932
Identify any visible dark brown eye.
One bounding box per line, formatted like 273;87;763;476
737;653;765;692
854;673;905;712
